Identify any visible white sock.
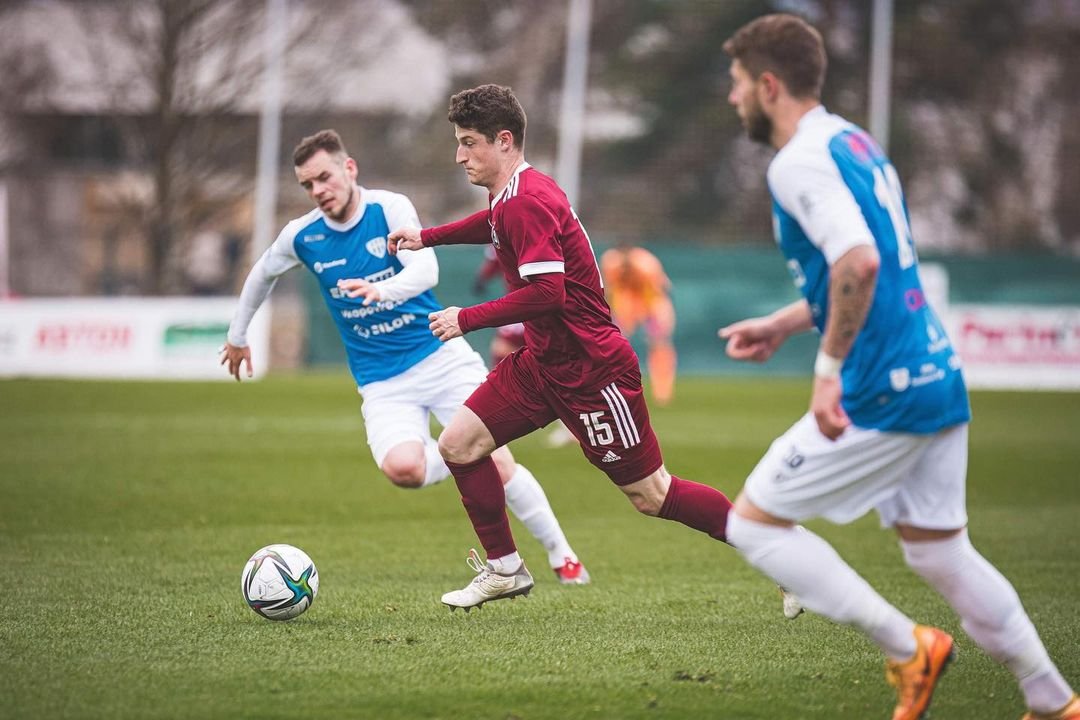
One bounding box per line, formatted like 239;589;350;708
421;438;450;487
489;552;522;574
902;531;1074;713
503;464;577;569
727;512;917;659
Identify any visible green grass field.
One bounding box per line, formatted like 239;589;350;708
2;374;1077;720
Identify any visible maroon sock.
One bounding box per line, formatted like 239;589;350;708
445;456;517;559
658;475;732;544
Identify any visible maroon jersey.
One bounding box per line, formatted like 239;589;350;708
428;164;636;391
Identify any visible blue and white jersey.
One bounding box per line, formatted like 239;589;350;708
768;107;969;433
263;189;443;386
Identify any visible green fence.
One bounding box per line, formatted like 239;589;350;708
303;245;1080;377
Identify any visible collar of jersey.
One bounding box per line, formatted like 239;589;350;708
796;105;828;133
323;186;369;232
490;162;531;210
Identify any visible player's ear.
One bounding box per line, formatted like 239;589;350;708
343;156;358;179
759;71;782;103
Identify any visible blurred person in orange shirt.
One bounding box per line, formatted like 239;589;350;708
600;244;677;406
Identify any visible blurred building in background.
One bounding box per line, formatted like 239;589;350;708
0;0;1078;384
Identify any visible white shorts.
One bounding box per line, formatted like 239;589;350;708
744;413;969;530
357;338;488;466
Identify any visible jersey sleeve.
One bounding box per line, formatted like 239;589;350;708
768;152;874;265
379;190;422;230
502;195;565;278
227;222;302;346
458;273;564;333
370;191;438;302
422;209;490;246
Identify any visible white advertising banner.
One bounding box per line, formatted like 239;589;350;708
0;297;270;380
946;304;1080;390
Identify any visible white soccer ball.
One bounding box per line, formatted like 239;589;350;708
240;544;319;621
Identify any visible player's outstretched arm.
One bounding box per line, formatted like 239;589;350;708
428;307;463;341
719;300;813;363
219;342;253;382
224;227;300;380
387;227;423;255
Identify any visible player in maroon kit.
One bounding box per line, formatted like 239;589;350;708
471;245;526;367
390;84;800;614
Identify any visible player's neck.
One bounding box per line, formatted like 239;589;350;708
487;156;526;196
770;100;822;150
340;184;362;221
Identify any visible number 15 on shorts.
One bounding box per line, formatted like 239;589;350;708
579;411;613;447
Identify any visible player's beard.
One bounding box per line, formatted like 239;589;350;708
744;101;773;145
328;184;355;223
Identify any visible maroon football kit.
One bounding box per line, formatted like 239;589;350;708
422;163;730;559
422;164;662;484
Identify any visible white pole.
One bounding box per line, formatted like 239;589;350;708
868;0;894;152
250;0;286;264
556;0;592;208
0;182;8;297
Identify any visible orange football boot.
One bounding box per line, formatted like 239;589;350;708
885;625;956;720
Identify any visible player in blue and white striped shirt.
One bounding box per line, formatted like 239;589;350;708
719;14;1077;720
221;130;588;585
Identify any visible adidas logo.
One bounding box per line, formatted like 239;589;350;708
601;450;622;463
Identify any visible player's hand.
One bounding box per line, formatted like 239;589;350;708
428;307;463;341
337;278;381;306
718;317;782;362
387;227;423;255
219;342;253;382
810;375;850;440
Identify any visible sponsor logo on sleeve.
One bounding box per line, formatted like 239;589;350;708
786;258;806;289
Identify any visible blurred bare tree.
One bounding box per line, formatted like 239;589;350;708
1;0;1078;300
83;0;272;294
0;0;389;294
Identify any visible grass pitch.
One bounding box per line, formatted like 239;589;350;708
1;374;1077;719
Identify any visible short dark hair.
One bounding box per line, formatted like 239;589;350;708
447;84;527;148
292;129;348;166
722;14;827;100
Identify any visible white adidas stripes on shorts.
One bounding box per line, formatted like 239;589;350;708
743;412;969;530
357;337;489;467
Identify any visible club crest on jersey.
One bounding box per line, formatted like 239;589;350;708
890;367;911;392
489;223;500;249
366;236;387;259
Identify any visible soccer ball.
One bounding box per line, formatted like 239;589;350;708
240;544;319;621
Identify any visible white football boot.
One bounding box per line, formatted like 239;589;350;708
779;586;805;619
441;549;534;612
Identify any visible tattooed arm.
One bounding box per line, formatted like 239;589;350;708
821;245;879;359
813;244;880;439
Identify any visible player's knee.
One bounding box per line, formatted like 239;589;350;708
381;456;425;489
629;497;659;516
437;429;473;465
620;486;663;516
619;469;669;516
437;425;491;465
